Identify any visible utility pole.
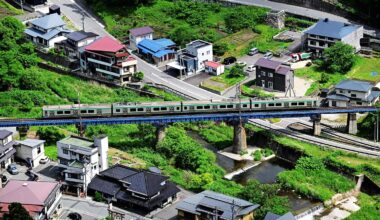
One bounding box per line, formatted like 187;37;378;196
20;0;24;13
81;11;85;31
78;92;84;137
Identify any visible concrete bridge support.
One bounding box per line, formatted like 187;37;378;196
347;113;358;135
75;123;86;137
312;114;321;136
232;121;248;154
156;124;167;143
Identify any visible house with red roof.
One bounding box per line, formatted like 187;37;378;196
205;61;225;76
0;180;62;219
80;36;138;85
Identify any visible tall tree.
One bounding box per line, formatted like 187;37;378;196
321;42;355;73
2;203;33;220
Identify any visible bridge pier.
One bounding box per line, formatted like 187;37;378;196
347;113;358;135
155;124;166;143
232;121;248;154
16;126;29;138
312;114;321;136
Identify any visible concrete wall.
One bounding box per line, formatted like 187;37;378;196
15;143;45;168
129;33;153;50
342;26;364;52
335;89;368;100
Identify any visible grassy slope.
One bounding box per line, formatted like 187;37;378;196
347;56;380;82
0;0;22;16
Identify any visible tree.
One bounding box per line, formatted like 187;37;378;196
36;127;65;145
213;42;228;56
2;203;33;220
224;6;267;32
320;42;355;73
228;65;245;78
133;71;144;81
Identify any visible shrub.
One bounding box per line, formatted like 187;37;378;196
320;42;355;73
94;191;105;202
253;150;262;161
36;127;65;145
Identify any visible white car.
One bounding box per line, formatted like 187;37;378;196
40;156;50;164
247;65;256;72
236;61;247;66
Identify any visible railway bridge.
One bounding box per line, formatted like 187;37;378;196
1;107;378;154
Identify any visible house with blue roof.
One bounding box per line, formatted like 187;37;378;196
137;38;177;67
303;18;363;56
24;13;71;49
327;80;380;107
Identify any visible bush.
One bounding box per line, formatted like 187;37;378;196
224;6;267;32
94;191;105;202
320;42;355;73
36;127;65;145
253;150;262;161
133;71;144;81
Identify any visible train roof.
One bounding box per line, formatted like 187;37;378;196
43;104;111;110
113;101;182;107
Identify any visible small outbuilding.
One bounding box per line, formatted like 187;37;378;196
205;61;225;76
129;26;154;50
15;139;46;168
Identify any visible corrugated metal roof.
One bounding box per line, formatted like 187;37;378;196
335;80;372;92
305;19;361;39
85;36;125;53
30;13;65;29
0;130;12;139
67;31;98;42
129;26;154;36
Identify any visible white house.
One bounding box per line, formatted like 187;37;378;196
129;26;154;50
24;13;71;49
57;135;108;195
177;40;213;75
205;61;225;76
15;139;46;168
0;130;16;172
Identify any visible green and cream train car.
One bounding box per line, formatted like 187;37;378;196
43;104;112;118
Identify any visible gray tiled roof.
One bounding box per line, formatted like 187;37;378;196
326;94;351;101
335;80;373;92
67;31;98;42
30;13;65;29
305;19;361;39
255;58;282;70
0;130;12;140
129;26;154;36
176;190;260;220
24;27;70;40
264;212;296;220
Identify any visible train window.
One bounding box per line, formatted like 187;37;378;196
116;109;121;113
153;107;160;111
161;107;168;111
275;103;282;107
204;106;211;109
130;108;136;112
64;111;71;114
242;104;248;108
176;107;180;111
220;105;226;109
184;106;188;110
57;111;63;115
298;102;305;105
291;102;297;106
44;111;48;115
196;106;203;110
227;105;234;108
254;104;259;108
268;103;274;107
138;108;144;112
88;110;95;114
80;110;87;113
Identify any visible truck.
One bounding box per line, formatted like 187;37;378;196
290;52;311;62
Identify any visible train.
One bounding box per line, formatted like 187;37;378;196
42;97;320;119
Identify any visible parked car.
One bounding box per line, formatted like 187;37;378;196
7;164;19;175
68;212;82;220
247;65;256;72
26;168;39;181
222;56;237;65
248;48;259;56
40;156;50;164
263;52;273;59
236;61;247;66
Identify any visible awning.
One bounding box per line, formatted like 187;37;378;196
166;61;186;70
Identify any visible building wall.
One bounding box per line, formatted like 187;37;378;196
0;135;12;146
255;67;288;92
335;89;368;100
342;26;364;52
94;136;109;171
186;43;213;72
130;33;153;50
15;143;45;168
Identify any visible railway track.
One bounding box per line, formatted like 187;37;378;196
249;120;380;157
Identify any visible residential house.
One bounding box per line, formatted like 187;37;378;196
326;80;380;107
15;139;45;168
57;135;109;195
137;38;176;67
0;180;62;220
129;26;154;50
0;130;16;172
24;13;71;48
255;58;294;92
303;18;363;56
205;61;225;76
264;212;296;220
80;36;137;85
176;190;260;220
55;30;98;60
177;40;213;76
87;164;180;211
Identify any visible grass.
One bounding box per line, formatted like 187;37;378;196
249;25;291;53
0;0;22;16
198;122;233;150
347;56;380;82
202;69;246;92
44;145;58;161
108;147;146;169
144;85;184;101
241;81;275;98
214;29;257;58
346;193;380;220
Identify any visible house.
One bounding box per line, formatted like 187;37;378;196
264;212;296;220
0;130;16;172
177;40;213;75
205;61;225;76
57;135;109;195
24;13;71;48
303;18;363;56
254;58;294;92
176;190;260;220
55;30;98;60
15;139;45;168
87;164;180;211
80;36;137;85
129;26;154;50
137;38;176;67
326;80;380;107
0;180;62;220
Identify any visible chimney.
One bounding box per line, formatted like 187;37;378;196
94;135;109;172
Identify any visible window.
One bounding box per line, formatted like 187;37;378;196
204;106;211;109
57;111;63;115
88;110;95;114
80;110;87;113
275;103;282;106
242;104;248;108
160;107;168;111
220;105;226;109
356;102;362;105
351;94;357;98
64;111;71;114
268;73;273;77
137;108;144;112
227;105;234;108
196;106;203;110
268;81;273;89
310;34;317;38
37;146;41;154
319;42;325;47
261;71;266;76
153;107;160;111
130;108;136;112
298;102;305;106
63;149;68;154
254;104;260;108
328;37;334;41
291;102;297;106
115;109;121;113
310;40;316;46
202;53;204;56
207;51;210;55
268;103;275;107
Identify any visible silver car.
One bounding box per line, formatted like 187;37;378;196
7;164;19;175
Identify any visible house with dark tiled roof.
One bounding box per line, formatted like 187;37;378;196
264;212;296;220
87;164;180;211
24;13;71;48
327;80;380;107
303;18;363;56
254;58;294;92
176;190;260;220
55;30;98;60
79;36;138;85
0;130;16;172
129;26;154;50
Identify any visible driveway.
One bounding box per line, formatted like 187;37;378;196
2;161;59;182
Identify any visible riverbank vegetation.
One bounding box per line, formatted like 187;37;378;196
198;122;233;150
